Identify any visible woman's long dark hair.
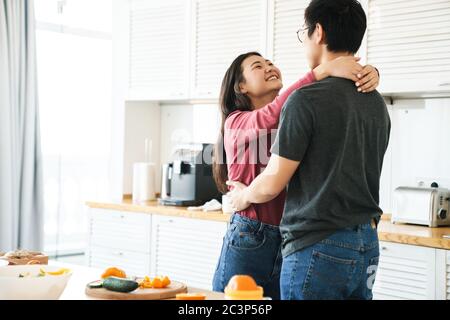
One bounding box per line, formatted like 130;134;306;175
213;52;262;194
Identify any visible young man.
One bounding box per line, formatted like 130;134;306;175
227;0;391;300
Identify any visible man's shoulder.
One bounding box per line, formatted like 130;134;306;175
295;77;384;103
285;77;346;107
303;76;353;91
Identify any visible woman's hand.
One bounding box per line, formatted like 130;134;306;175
226;181;251;212
355;65;379;93
313;57;380;93
313;56;362;82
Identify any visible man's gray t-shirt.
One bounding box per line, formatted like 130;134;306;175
271;77;391;258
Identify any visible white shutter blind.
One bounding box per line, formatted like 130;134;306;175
129;0;188;99
373;242;436;300
194;0;265;97
271;0;310;86
151;216;227;290
367;0;450;92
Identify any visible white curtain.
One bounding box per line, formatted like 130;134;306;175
0;0;43;251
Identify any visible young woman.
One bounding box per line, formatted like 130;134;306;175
211;51;379;299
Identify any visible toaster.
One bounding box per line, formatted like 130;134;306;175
392;186;450;227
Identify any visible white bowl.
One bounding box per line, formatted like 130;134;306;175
0;260;8;267
0;265;72;300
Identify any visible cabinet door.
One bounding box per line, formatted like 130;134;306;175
150;215;227;290
88;245;151;277
445;250;450;300
435;249;450;300
367;0;450;95
192;0;267;98
89;209;151;253
373;241;436;300
128;0;190;100
267;0;311;87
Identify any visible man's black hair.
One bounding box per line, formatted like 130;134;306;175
305;0;367;53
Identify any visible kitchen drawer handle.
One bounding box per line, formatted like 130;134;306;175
381;246;387;251
115;252;124;256
439;82;450;86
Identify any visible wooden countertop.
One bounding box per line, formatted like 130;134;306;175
86;198;231;223
54;261;225;300
86;199;450;250
378;214;450;250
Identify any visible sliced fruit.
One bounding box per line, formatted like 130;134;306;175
161;276;171;287
151;277;163;288
176;293;206;300
44;268;71;276
226;275;258;291
101;267;126;279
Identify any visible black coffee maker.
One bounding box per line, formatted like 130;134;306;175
159;143;220;206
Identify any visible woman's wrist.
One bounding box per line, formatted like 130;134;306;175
312;63;329;81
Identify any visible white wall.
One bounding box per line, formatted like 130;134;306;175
380;97;450;213
123;102;161;195
159;104;220;166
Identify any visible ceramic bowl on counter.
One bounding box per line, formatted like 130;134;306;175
0;265;72;300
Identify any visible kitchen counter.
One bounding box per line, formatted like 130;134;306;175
54;261;225;300
378;214;450;250
86;199;450;250
86;198;230;223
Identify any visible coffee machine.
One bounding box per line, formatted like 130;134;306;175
159;143;221;206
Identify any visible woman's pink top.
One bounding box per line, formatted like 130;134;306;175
224;71;316;226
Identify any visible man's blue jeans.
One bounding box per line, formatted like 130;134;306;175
280;223;379;300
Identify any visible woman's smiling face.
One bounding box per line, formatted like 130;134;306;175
238;55;283;101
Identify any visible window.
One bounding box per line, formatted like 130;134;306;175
35;0;112;259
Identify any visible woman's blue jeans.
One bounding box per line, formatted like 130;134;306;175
212;213;283;299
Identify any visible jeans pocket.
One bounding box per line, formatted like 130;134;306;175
302;250;357;300
229;223;265;250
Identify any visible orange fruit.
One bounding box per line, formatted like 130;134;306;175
151;277;164;288
161;276;171;287
226;275;258;291
101;267;126;279
176;293;206;300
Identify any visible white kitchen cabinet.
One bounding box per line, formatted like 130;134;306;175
192;0;267;99
446;250;450;300
366;0;450;95
267;0;311;87
86;208;152;275
88;246;151;277
435;249;450;300
128;0;191;100
373;241;437;300
150;215;227;290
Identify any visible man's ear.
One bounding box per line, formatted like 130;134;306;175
315;23;326;45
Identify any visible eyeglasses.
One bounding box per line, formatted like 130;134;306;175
296;26;309;43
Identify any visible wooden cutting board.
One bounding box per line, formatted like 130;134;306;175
85;280;188;300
